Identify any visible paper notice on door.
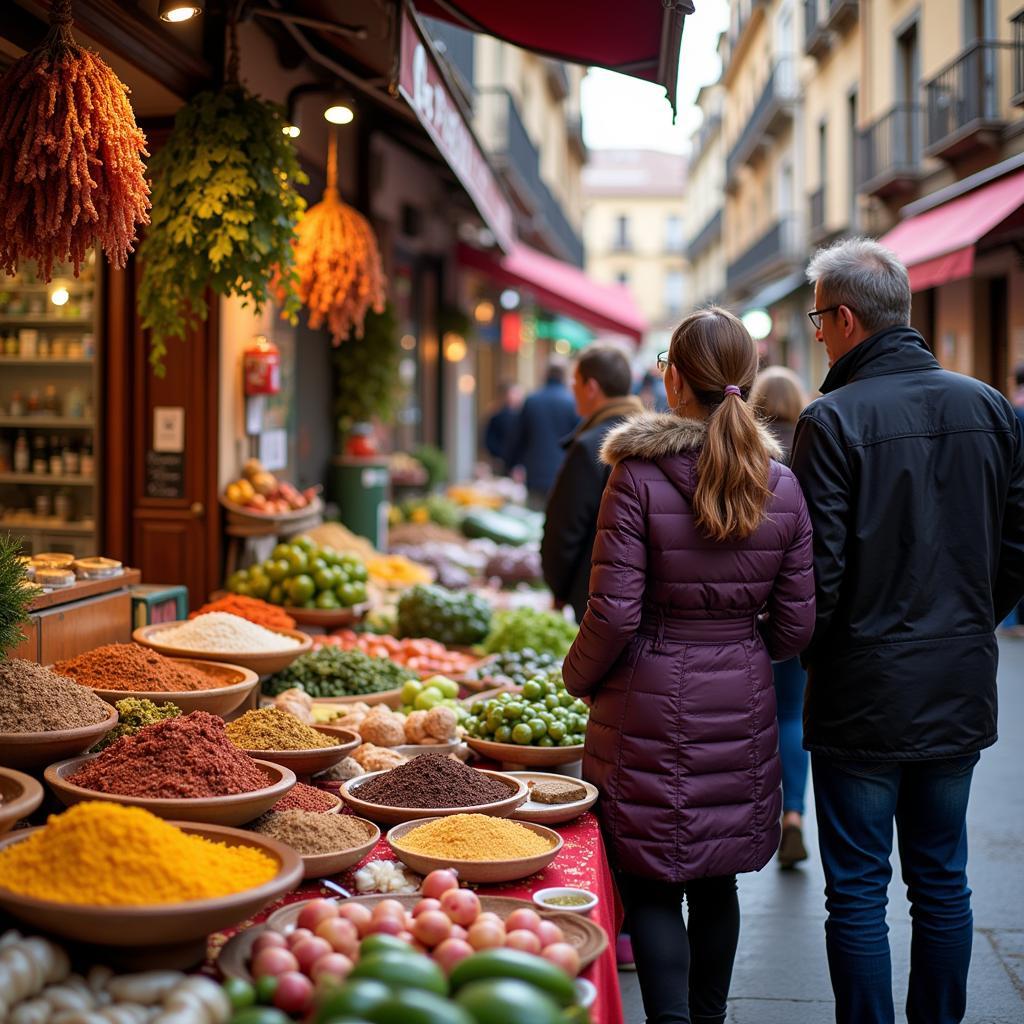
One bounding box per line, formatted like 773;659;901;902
153;407;185;453
259;428;288;471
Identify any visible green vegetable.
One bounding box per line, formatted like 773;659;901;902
262;647;415;698
460;509;533;546
253;976;278;1005
227;540;368;608
483;609;578;660
229;1008;291;1024
448;949;576;1007
464;671;587;747
365;989;472;1024
349;952;447;995
397;585;491;647
222;978;256;1011
314;980;391;1023
359;935;411;957
453;979;562;1024
467;649;560;687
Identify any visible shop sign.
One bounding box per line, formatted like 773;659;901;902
399;6;515;252
145;450;184;500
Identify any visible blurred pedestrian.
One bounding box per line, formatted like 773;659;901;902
750;366;812;868
792;237;1024;1024
564;307;815;1024
541;346;643;624
635;368;670;411
483;380;523;473
1010;364;1024;635
505;363;579;507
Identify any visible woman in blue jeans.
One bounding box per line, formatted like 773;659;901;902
751;366;810;866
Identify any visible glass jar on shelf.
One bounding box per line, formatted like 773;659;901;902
65;385;84;420
48;436;62;476
3;333;16;356
37;335;50;358
43;385;61;416
31;435;48;476
50;336;66;358
9;390;25;417
13;432;30;474
80;439;94;478
62;438;79;476
54;489;73;522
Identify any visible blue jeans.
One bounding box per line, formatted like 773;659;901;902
812;753;979;1024
773;657;808;815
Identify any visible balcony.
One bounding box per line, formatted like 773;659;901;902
687;209;723;262
804;0;831;60
566;109;586;161
545;59;569;101
857;104;925;198
725;58;797;189
726;217;802;296
825;0;858;33
725;0;769;81
809;186;826;240
925;40;1022;161
1013;11;1024;106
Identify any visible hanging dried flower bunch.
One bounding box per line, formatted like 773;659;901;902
289;131;386;343
0;0;150;280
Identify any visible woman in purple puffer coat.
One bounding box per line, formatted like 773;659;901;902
563;307;815;1024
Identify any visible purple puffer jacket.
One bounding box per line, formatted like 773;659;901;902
563;413;815;882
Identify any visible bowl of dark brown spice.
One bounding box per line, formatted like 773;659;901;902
250;809;380;880
0;768;45;835
0;660;120;770
339;752;528;825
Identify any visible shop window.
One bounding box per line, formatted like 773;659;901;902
664;269;685;316
665;214;685;253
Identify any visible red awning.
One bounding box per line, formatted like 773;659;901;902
415;0;690;112
459;241;646;342
880;168;1024;291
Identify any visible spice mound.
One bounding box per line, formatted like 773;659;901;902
0;659;111;733
92;697;181;752
54;643;226;692
272;782;339;813
191;594;296;631
0;802;277;905
154;612;301;654
394;813;553;861
354;753;511;809
252;809;375;855
226;707;339;751
67;711;272;799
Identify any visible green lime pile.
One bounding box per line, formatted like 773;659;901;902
467;649;560;686
262;647;414;698
397;585;492;646
225;535;368;610
464;672;588;747
482;608;578;660
399;675;469;721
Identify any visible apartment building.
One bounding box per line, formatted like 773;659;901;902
582;149;689;356
686;82;728;308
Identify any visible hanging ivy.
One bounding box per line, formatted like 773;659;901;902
137;85;307;373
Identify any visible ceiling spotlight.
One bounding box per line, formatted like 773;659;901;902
324;103;355;125
159;0;202;23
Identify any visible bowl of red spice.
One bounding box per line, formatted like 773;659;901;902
52;644;260;717
0;768;45;835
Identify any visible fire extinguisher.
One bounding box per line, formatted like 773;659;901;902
243;336;281;396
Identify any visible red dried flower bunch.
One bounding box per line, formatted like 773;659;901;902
0;0;150;280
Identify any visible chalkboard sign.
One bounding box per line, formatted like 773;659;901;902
145;450;184;499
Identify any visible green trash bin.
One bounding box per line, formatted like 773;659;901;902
329;456;390;549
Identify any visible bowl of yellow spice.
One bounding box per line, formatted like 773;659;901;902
224;707;360;777
0;802;303;968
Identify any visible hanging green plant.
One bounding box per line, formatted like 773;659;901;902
137;85;307;374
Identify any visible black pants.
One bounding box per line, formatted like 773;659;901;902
619;872;740;1024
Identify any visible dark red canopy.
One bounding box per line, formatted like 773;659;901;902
415;0;691;112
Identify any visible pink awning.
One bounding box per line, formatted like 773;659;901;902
459;241;646;342
880;168;1024;291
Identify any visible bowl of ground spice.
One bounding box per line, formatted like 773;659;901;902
225;708;360;777
339;752;528;825
53;644;261;717
0;802;302;967
44;711;298;826
271;782;343;813
387;812;563;883
0;660;120;770
0;768;44;835
250;809;380;880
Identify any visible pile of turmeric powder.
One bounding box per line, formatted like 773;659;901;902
392;813;553;861
0;802;278;905
225;707;339;751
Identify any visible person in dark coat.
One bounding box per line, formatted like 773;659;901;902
482;381;522;473
541;346;643;624
791;237;1024;1024
505;364;579;505
563;308;815;1024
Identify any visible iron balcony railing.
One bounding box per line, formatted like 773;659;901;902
809;186;826;236
826;0;858;31
726;58;797;184
1013;11;1024;105
726;217;801;293
686;209;722;262
856;103;923;191
804;0;830;58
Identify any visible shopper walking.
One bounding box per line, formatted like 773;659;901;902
482;381;523;474
541;346;642;624
791;237;1024;1024
750;366;812;868
563;308;815;1024
505;364;579;507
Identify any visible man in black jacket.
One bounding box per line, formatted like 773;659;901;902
541;346;642;623
791;237;1024;1024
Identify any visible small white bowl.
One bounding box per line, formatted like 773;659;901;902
532;886;599;915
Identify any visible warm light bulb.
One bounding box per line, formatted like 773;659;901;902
553;339;571;355
50;287;69;307
282;124;300;138
473;300;495;324
324;105;355;125
444;335;467;362
742;309;773;341
400;334;417;351
159;1;202;22
458;373;476;394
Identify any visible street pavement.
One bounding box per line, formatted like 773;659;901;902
618;636;1024;1023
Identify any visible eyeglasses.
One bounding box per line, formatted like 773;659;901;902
807;305;853;330
657;351;669;373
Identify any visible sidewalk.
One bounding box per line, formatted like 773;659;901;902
619;636;1024;1023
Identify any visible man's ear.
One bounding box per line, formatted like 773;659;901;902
841;305;856;336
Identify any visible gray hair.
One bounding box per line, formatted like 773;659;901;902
807;237;911;333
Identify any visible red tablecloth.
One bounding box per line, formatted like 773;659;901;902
209;811;623;1024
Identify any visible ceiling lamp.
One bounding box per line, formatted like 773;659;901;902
324;102;355;125
159;0;203;23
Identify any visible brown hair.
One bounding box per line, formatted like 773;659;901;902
576;345;632;398
668;307;771;541
749;366;807;426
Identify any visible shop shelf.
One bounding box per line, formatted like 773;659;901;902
0;357;93;366
0;474;95;486
0;417;94;429
0;522;94;535
0;317;93;327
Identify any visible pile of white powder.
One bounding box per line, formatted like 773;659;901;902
156;612;302;653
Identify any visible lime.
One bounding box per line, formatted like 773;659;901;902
253;975;278;1004
316;590;341;610
414;687;443;710
268;584;285;606
283;548;309;575
522;680;542;700
265;559;290;583
286;574;316;604
494;725;512;742
314;568;338;592
272;543;292;562
511;723;533;745
528;718;547;740
291;535;317;553
401;680;424;704
223;977;256;1010
436;678;459;699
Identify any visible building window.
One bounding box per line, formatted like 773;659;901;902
664;269;685;316
665;214;685;253
613;214;632;250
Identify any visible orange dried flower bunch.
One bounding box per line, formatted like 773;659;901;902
0;0;150;280
290;131;385;344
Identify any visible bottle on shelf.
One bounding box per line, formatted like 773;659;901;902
13;431;29;473
48;435;62;476
26;389;40;415
31;435;48;475
43;385;60;416
9;389;25;417
80;438;94;478
54;489;73;522
62;437;79;476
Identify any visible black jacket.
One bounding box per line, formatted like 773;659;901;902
791;326;1024;760
541;396;643;623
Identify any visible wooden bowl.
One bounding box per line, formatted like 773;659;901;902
0;769;44;834
0;822;302;967
84;660;260;717
45;756;297;826
339;769;528;826
465;736;585;768
238;727;360;778
388;817;563;883
0;705;119;771
508;772;599;825
220;494;324;528
294;818;380;881
289;603;370;629
133;623;312;677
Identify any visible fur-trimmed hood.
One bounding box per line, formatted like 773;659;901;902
600;411;783;466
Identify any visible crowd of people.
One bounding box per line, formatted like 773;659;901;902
486;237;1024;1024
